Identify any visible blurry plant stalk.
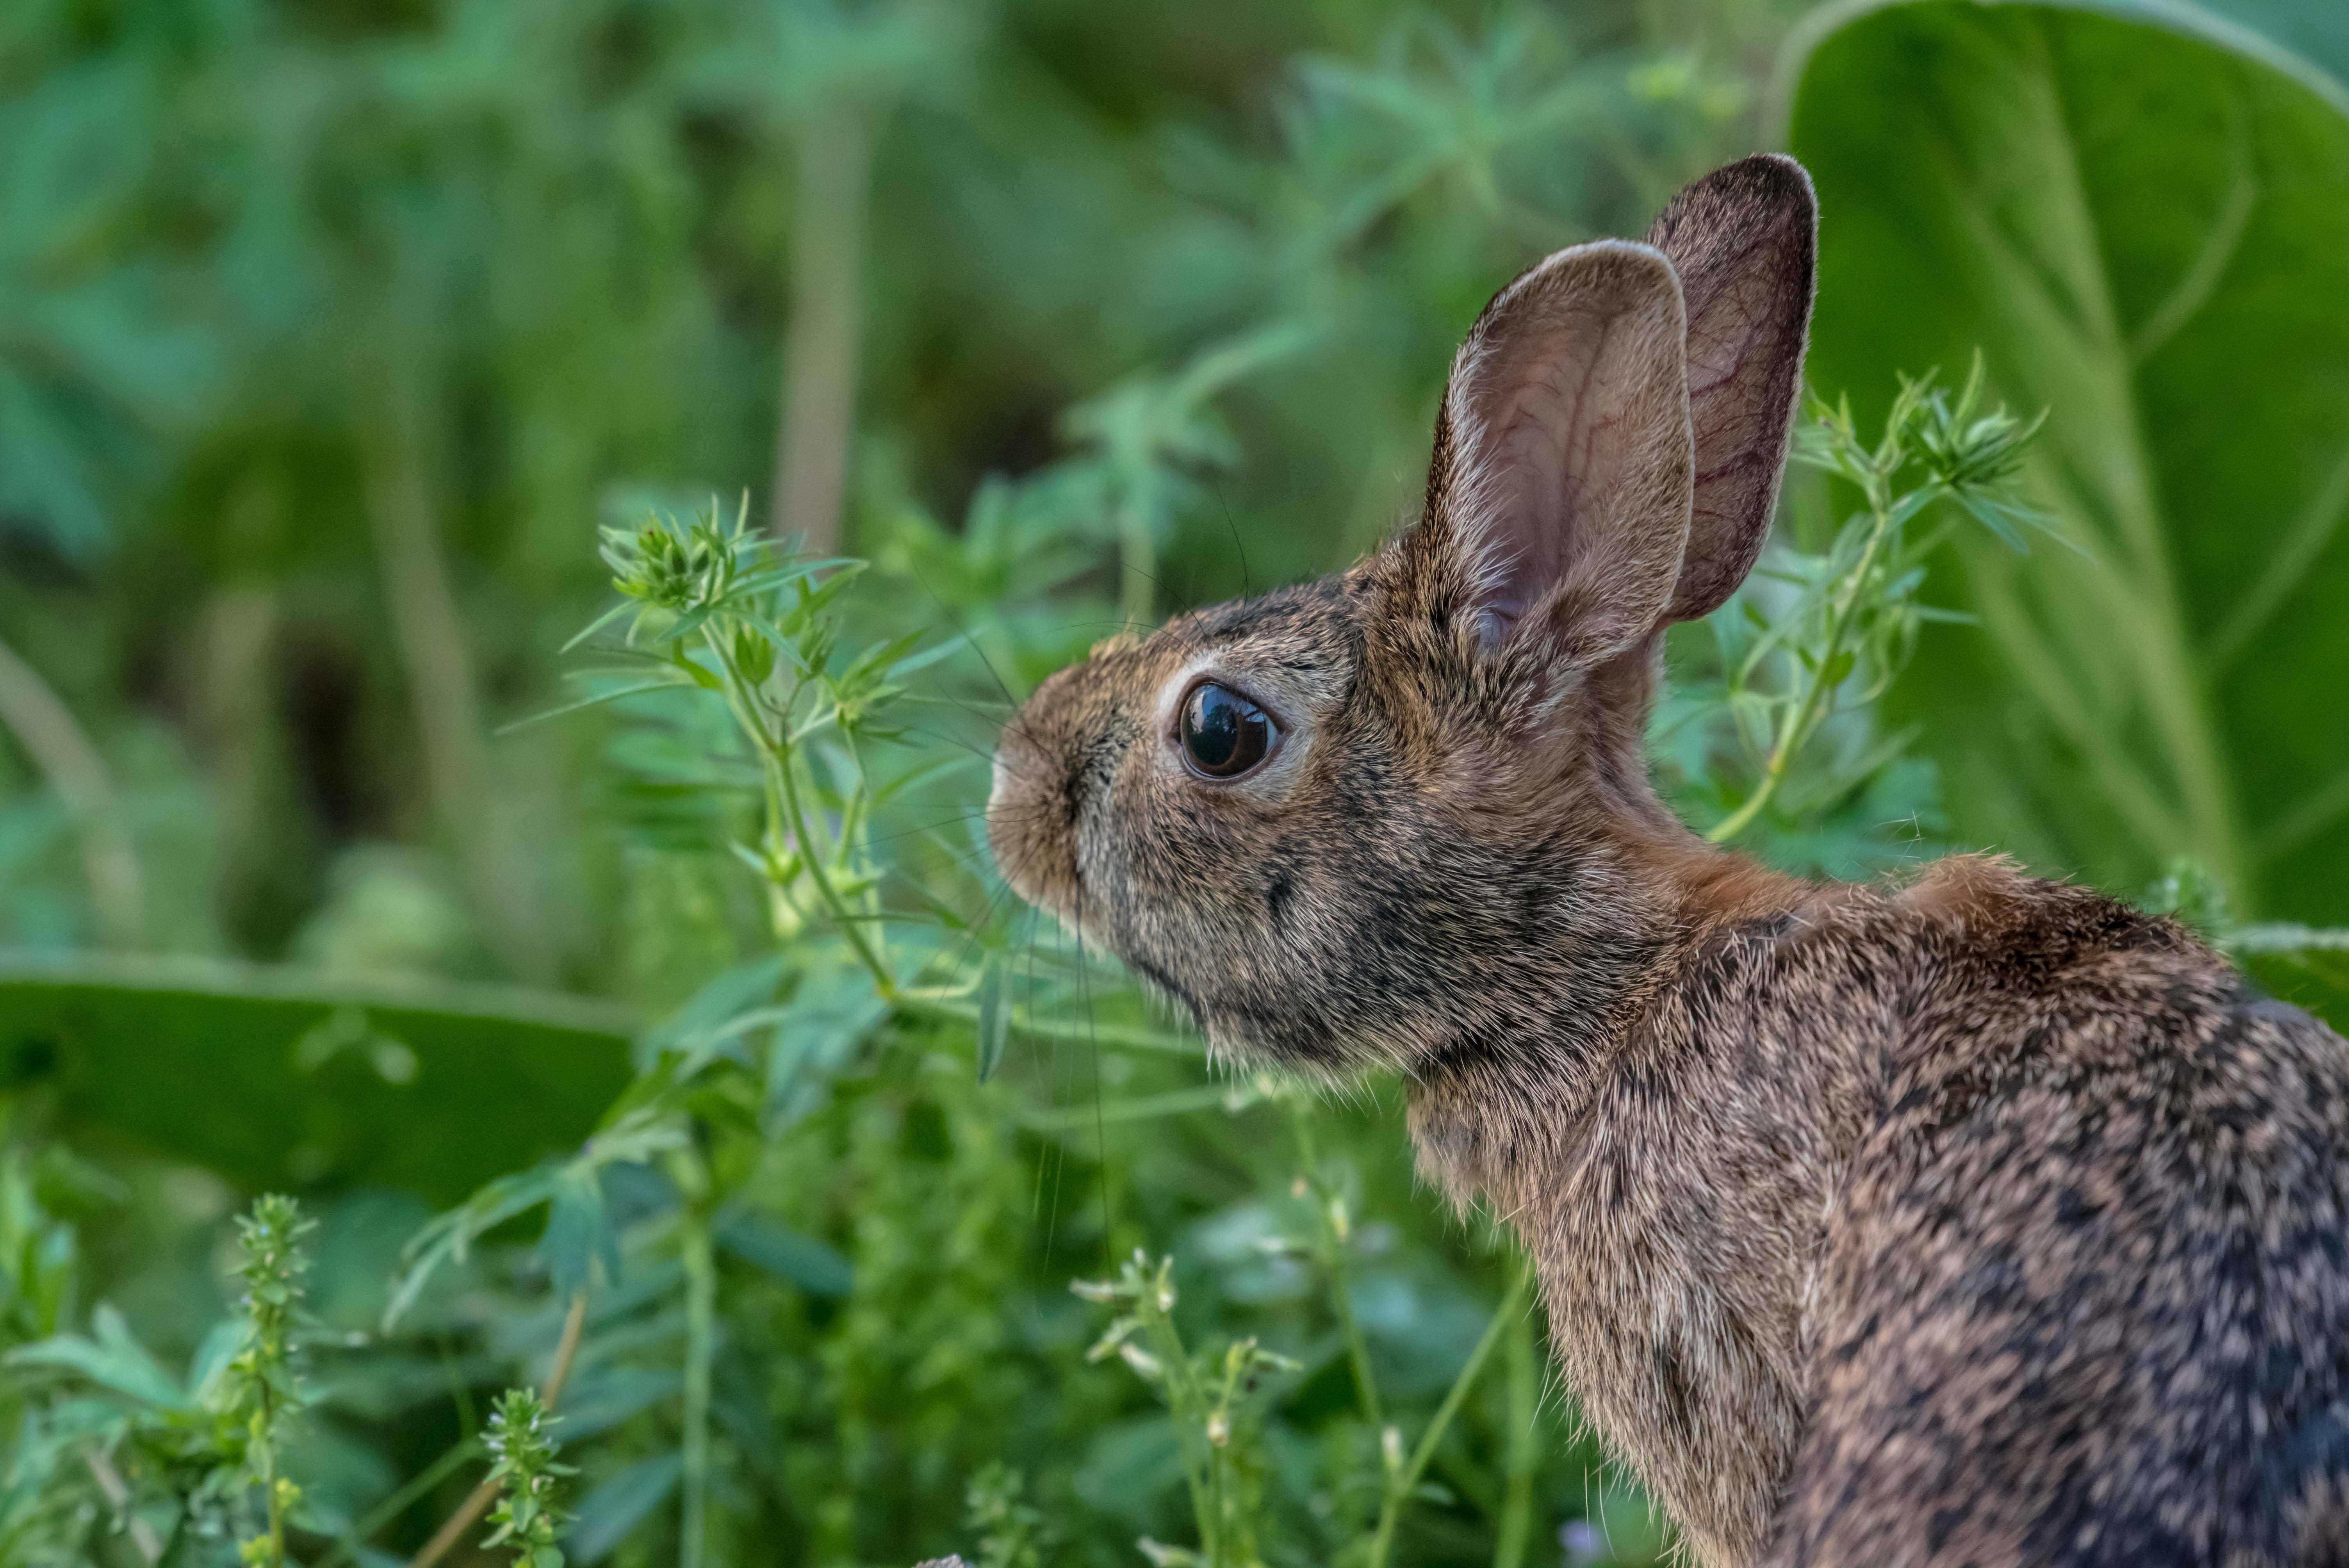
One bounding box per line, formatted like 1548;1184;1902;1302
232;1194;315;1568
773;105;877;552
0;636;144;947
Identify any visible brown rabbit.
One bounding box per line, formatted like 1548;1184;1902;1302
987;155;2349;1567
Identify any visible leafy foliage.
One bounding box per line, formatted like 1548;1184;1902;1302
1660;356;2048;860
483;1390;576;1568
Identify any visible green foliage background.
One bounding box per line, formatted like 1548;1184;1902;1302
0;2;2344;1566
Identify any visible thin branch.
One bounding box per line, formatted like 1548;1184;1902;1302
0;634;143;946
406;1290;588;1568
356;356;549;980
772;105;875;549
84;1448;164;1564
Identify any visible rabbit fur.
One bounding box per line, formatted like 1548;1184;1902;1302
987;154;2349;1566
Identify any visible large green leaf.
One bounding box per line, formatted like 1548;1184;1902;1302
1784;0;2349;926
0;951;634;1205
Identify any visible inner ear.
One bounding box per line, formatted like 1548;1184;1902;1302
1437;239;1694;667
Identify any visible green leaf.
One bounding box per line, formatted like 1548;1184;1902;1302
0;951;634;1205
564;1452;683;1565
975;955;1009;1083
759;957;886;1133
1787;0;2349;922
6;1303;188;1411
541;1167;620;1298
709;1207;853;1297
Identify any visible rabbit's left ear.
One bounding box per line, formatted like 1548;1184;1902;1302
1643;153;1818;623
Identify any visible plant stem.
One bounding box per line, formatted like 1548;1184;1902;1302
1119;495;1155;628
1290;1108;1381;1428
406;1290;587;1568
0;634;143;947
1365;1262;1529;1568
709;630;898;998
1136;1288;1218;1562
262;1424;287;1568
1706;478;1913;845
681;1212;716;1568
1492;1261;1538;1568
903;996;1196;1054
82;1449;163;1563
772;725;895;996
772;104;874;549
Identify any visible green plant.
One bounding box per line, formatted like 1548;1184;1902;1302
963;1462;1053;1568
1682;355;2047;847
1075;1252;1301;1568
482;1389;576;1568
228;1196;312;1568
4;1192;323;1566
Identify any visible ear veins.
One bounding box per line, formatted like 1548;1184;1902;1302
1427;240;1695;671
1644;153;1818;625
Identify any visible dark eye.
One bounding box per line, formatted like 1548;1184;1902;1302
1179;682;1276;779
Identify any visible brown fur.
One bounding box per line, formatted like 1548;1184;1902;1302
987;156;2349;1565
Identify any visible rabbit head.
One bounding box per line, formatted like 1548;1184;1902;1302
989;155;1816;1075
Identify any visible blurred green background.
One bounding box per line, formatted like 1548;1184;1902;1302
3;1;2346;1566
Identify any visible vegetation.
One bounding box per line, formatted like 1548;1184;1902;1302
2;2;2345;1567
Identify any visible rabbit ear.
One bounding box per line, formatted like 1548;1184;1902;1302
1642;153;1817;623
1413;239;1694;668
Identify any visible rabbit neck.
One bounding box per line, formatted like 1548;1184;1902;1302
1404;825;1841;1568
1401;816;1817;1206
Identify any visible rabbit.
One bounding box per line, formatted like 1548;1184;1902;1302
986;153;2349;1567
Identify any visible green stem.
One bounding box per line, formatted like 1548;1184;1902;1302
1019;1083;1259;1132
1365;1262;1529;1568
681;1212;716;1568
1290;1108;1381;1429
1119;496;1155;628
708;629;897;998
313;1439;481;1568
904;995;1196;1054
1137;1293;1218;1562
1706;477;1912;845
262;1427;286;1568
1492;1262;1538;1568
251;1338;287;1568
772;732;895;996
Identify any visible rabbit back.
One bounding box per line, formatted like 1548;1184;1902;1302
1777;872;2349;1566
1413;857;2349;1567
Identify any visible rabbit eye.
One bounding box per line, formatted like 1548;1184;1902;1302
1179;682;1275;779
